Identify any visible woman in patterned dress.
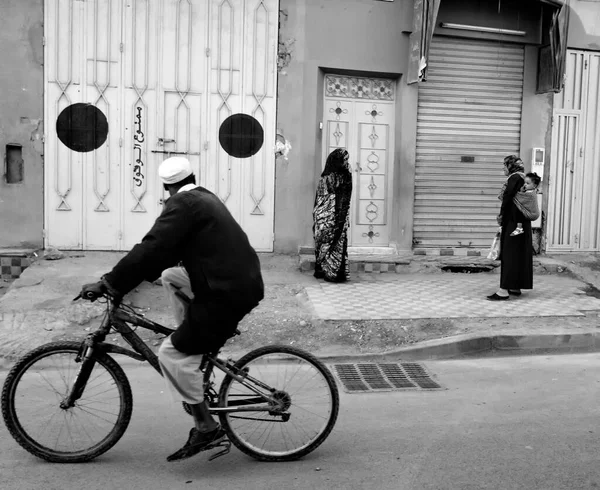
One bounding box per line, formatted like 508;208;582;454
313;148;352;282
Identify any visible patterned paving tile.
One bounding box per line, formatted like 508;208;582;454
0;256;30;281
304;274;600;320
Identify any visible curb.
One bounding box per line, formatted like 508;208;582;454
1;331;599;370
314;330;600;363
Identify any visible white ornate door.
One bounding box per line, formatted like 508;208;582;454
548;50;600;252
322;75;396;247
205;0;277;243
144;0;210;251
44;0;87;249
82;0;123;250
44;0;278;251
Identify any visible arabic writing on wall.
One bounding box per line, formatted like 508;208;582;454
133;106;145;187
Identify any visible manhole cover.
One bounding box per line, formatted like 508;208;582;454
441;265;494;273
329;362;443;393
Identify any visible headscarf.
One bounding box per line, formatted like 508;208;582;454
321;148;350;177
498;154;525;201
503;155;525;175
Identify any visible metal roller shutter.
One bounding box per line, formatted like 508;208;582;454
414;36;524;249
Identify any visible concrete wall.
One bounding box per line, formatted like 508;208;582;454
520;45;553;253
568;0;600;49
520;46;553;177
435;0;543;44
0;0;44;249
275;0;414;254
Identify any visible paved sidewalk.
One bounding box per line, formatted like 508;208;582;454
1;251;600;363
305;274;600;320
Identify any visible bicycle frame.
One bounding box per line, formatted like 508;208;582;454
68;298;284;415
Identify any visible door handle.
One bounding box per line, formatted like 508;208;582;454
157;138;176;146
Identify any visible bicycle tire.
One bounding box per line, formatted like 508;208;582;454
1;341;133;463
217;345;339;462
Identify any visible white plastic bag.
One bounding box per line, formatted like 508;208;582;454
487;230;501;260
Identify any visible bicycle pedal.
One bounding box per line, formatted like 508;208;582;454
207;440;231;462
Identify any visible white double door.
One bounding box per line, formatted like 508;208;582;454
548;50;600;251
44;0;278;251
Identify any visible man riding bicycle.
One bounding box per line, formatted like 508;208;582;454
81;156;264;462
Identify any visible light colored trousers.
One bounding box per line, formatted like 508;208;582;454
157;267;205;404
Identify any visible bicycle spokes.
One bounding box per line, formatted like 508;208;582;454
11;350;123;455
220;352;336;457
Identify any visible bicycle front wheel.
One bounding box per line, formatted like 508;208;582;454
217;345;339;462
1;341;133;463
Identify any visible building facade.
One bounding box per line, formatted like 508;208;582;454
276;0;600;255
1;0;599;256
1;0;279;252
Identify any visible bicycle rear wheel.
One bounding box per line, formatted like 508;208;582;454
1;341;133;463
217;345;339;461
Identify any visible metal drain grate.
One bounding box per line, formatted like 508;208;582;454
330;362;442;393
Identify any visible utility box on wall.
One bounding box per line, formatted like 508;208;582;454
531;147;545;181
531;147;544;229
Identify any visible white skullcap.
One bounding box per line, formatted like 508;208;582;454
158;156;192;184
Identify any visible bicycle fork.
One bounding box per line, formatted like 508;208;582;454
60;344;97;410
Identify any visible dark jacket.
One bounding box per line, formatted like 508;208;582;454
103;186;264;353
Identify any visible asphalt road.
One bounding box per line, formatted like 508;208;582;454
1;353;599;490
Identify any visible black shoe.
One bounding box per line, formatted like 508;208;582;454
167;426;226;462
487;293;509;301
508;290;522;296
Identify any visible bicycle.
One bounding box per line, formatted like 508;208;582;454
1;292;340;463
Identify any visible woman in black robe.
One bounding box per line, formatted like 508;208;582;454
487;155;533;300
313;148;352;282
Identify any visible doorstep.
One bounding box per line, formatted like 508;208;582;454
298;254;500;274
298;246;498;274
299;253;411;274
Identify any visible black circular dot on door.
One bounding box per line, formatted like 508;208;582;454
218;114;264;158
56;103;109;152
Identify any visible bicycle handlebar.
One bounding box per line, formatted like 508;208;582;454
73;292;100;302
73;291;120;303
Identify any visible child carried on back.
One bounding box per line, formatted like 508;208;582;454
510;172;541;236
